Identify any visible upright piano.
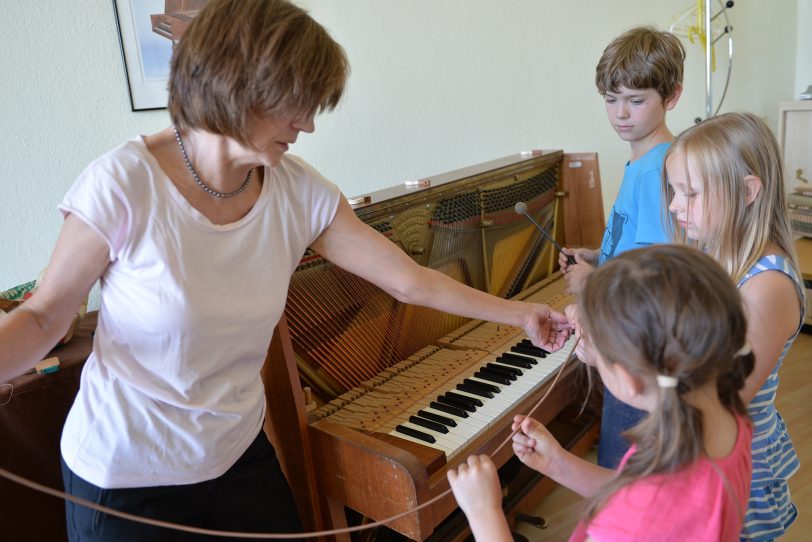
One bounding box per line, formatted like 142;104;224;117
262;150;605;541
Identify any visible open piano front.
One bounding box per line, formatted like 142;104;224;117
262;150;605;541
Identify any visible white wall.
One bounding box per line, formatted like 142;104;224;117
797;0;812;96
0;0;800;294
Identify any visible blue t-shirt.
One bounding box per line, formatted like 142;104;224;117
598;143;670;264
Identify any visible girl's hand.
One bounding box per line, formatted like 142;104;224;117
447;455;503;518
511;415;564;475
564;304;579;333
563;304;597;366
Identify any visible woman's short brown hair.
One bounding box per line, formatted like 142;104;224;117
168;0;349;147
595;26;685;101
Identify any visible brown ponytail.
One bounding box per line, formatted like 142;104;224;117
578;245;751;520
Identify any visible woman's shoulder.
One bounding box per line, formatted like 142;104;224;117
272;154;340;194
274;153;327;181
79;137;159;188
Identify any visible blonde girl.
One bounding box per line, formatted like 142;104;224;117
449;245;754;541
664;111;804;540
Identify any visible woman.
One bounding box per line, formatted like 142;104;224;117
0;1;569;540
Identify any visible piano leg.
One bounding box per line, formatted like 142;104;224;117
325;496;352;542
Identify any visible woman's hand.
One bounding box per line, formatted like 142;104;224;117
511;415;564;476
522;303;570;352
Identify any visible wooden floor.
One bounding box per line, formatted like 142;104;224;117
513;331;812;542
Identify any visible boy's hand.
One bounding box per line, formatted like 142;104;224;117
561;250;597;295
511;415;564;476
559;247;598;273
447;455;503;517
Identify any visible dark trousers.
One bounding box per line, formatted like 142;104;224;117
597;388;647;469
62;431;303;541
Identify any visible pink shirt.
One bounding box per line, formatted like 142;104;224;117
569;415;752;542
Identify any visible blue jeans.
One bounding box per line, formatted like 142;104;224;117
597;389;647;469
61;431;302;542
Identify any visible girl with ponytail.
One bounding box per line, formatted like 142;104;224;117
448;245;754;541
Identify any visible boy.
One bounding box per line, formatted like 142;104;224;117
559;26;685;469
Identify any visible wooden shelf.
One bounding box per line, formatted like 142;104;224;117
795;237;812;326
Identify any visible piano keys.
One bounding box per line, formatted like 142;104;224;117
388;335;577;458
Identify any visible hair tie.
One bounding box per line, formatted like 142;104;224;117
656;375;679;388
736;343;752;357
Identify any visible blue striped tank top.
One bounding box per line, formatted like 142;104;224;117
737;254;804;541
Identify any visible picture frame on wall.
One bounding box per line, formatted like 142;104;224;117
112;0;208;111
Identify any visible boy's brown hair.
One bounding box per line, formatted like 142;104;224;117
595;26;685;100
168;0;349;147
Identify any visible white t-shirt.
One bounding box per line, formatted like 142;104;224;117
58;137;341;488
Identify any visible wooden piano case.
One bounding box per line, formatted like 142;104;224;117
262;150;604;541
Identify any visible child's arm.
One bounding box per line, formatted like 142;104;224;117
447;455;513;542
559;248;599;295
738;271;801;403
512;415;614;497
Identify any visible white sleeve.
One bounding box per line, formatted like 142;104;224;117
58;161;132;262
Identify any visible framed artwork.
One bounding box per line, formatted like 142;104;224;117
112;0;208;111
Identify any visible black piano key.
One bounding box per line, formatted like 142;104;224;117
395;424;436;444
447;391;483;407
511;344;546;358
476;368;514;383
520;339;550;355
496;355;534;369
417;409;457;427
501;352;537;365
463;378;501;394
430;401;469;418
409;415;449;433
483;366;516;380
457;382;494;399
437;394;477;413
487;362;523;377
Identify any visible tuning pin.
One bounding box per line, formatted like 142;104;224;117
303;387;316;412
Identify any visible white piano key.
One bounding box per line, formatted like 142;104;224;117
391;429;455;456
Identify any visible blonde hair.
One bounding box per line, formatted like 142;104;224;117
579;245;752;520
663;112;800;284
168;0;349;148
596;26;685;100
